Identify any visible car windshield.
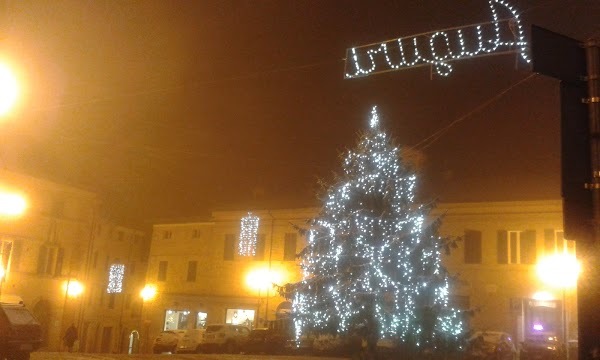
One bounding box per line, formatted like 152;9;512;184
482;333;503;343
3;307;39;325
206;325;224;333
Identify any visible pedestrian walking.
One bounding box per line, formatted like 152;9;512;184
63;323;78;352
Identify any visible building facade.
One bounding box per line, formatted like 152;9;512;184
438;200;577;344
0;169;149;353
143;200;577;350
0;173;578;353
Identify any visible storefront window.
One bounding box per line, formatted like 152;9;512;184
164;310;190;330
226;308;255;328
196;312;207;329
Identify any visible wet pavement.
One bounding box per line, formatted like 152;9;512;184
32;352;348;360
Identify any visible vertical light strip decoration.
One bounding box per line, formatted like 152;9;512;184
239;212;260;256
107;263;125;293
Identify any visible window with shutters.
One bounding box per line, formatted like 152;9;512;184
224;234;235;260
37;244;64;276
284;233;297;261
158;261;168;281
254;234;266;261
463;230;482;264
544;229;576;255
497;230;536;264
192;229;202;238
163;230;172;239
187;261;197;282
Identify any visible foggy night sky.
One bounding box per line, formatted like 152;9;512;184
0;0;599;224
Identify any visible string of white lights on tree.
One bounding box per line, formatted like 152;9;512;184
107;264;125;294
291;106;463;350
239;212;260;256
345;0;529;77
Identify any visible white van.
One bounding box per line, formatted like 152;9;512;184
177;328;206;354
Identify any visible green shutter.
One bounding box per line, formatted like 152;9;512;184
544;229;555;254
37;245;48;274
497;230;508;264
54;247;64;276
187;261;197;282
254;234;266;261
464;230;482;264
284;233;297;261
158;261;168;281
224;234;235;261
521;230;537;264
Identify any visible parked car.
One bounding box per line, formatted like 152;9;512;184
284;334;314;355
242;328;291;354
0;297;43;360
152;330;185;354
520;334;562;360
466;331;517;360
176;328;206;354
200;324;250;353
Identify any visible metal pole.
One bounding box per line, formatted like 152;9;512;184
265;211;274;325
257;288;261;328
563;288;568;360
580;37;600;360
587;39;600;234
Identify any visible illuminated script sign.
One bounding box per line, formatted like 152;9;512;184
344;0;529;78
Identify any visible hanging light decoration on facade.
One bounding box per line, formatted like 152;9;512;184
239;212;259;256
107;264;125;293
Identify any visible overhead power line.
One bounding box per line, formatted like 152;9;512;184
413;73;537;150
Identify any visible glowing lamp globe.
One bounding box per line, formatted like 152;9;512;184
536;253;581;289
0;192;27;217
0;63;19;116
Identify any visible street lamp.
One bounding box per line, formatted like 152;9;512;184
536;253;581;360
0;191;26;217
140;284;157;302
246;268;283;327
0;62;19;117
63;279;84;298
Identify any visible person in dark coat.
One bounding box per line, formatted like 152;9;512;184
63;324;78;352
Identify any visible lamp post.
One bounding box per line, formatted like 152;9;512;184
246;270;267;328
61;279;83;351
536;253;581;360
140;284;157;354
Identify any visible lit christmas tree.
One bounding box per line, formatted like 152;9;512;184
288;106;464;354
